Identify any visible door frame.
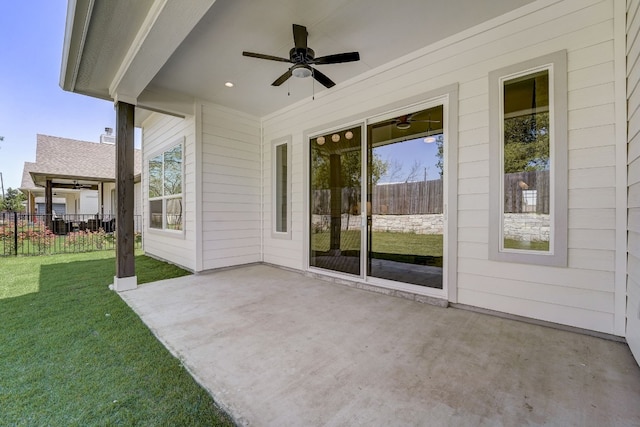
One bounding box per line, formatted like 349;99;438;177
364;98;451;299
303;84;459;303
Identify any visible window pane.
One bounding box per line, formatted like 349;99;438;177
309;126;361;276
164;145;182;196
367;105;444;288
275;143;287;232
166;197;183;231
149;155;163;198
149;199;163;229
502;70;550;252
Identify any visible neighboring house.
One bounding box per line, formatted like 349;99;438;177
19;133;142;222
60;0;640;366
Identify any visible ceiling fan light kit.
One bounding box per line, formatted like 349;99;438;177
242;24;360;89
291;64;313;79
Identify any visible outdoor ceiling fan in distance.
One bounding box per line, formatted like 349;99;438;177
393;114;441;130
73;181;91;189
242;24;360;89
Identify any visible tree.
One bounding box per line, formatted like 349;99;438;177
0;187;26;212
404;159;424;182
434;135;444;178
311;149;388;190
384;158;403;183
503;112;549;173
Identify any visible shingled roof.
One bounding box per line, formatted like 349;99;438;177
20;162;37;190
23;134;141;187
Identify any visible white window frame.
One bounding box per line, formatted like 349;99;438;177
272;135;292;239
489;51;567;266
147;138;185;234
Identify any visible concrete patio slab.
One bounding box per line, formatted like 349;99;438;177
120;264;640;426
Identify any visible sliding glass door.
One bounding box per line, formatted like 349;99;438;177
309;125;363;276
309;104;445;290
367;105;444;289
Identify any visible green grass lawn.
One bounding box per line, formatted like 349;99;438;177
503;238;550;251
311;230;443;257
0;251;233;426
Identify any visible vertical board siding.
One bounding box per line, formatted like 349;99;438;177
261;0;620;333
142;113;196;270
201;103;261;270
627;0;640;363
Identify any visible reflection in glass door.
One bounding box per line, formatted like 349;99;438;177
309;126;362;276
367;105;444;288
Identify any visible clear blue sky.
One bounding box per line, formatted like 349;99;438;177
0;2;128;192
375;137;442;183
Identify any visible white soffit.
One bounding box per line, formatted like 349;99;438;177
64;0;536;117
150;0;535;117
71;0;155;99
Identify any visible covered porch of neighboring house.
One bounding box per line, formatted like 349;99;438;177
121;264;640;426
27;176;117;235
18;133;143;245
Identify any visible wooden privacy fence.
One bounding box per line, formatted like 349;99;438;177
503;170;549;214
373;180;443;214
312;170;550;215
312;180;443;215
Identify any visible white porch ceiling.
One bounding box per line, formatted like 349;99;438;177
65;0;536;118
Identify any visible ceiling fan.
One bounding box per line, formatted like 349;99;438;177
393;114;441;130
242;24;360;89
73;181;92;189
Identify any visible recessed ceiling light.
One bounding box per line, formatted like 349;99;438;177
225;82;234;88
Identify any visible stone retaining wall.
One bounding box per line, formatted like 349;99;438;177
503;213;549;242
312;213;550;242
371;214;443;234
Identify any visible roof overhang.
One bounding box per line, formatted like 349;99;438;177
29;172;109;189
60;0;536;119
29;172;142;189
60;0;215;119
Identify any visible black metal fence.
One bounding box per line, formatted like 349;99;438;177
0;212;142;257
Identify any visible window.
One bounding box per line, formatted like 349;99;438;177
489;51;567;266
148;141;183;231
272;136;291;239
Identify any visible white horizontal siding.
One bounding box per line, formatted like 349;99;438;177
626;0;640;364
260;0;621;333
141;113;196;271
201;102;261;270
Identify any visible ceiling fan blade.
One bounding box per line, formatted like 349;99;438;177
243;51;291;63
311;67;335;88
272;68;293;86
312;52;360;65
293;24;308;50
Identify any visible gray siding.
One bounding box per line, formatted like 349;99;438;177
141;113;197;271
262;0;623;334
201;102;262;269
626;0;640;361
